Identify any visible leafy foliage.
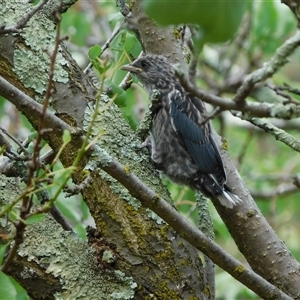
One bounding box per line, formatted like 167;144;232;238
143;0;249;43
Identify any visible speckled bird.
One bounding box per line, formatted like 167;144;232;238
121;55;241;208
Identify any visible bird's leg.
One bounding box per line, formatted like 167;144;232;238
138;135;152;149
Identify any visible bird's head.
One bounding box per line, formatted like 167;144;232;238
121;55;176;93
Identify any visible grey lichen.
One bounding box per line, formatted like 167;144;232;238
86;144;113;169
270;103;300;119
111;270;137;300
146;209;165;225
1;0;69;96
0;167;137;299
0;175;21;228
17;216;137;300
102;250;116;263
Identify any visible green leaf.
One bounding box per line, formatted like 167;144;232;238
24;213;45;225
0;244;9;265
142;0;249;43
122;114;139;131
104;78;127;107
62;129;71;144
0;272;29;300
8;207;18;222
73;223;87;240
92;58;112;75
88;45;112;74
124;32;142;57
56;200;81;223
79;198;91;221
88;45;102;61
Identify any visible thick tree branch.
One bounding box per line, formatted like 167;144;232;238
99;153;292;299
0;176;137;300
128;1;300;298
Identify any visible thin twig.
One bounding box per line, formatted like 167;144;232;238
282;82;300;96
0;127;30;156
282;0;300;27
236;130;254;168
84;19;126;74
0;131;15;158
250;183;299;199
247;117;300;152
265;83;296;104
174;30;300;119
199;107;222;126
223;12;251;80
1;8;65;272
64;175;92;197
176;68;300;119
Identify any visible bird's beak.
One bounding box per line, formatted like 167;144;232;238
120;64;142;73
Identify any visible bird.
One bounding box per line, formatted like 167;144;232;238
121;54;241;208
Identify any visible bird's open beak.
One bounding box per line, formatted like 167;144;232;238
120;64;142;73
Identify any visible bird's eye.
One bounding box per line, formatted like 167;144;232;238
140;60;149;69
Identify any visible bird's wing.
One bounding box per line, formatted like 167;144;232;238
169;89;225;176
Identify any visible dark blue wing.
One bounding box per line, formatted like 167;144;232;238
169;90;224;176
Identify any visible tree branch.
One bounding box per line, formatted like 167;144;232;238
175;30;300;118
247;118;300;152
176;69;300;119
234;30;300;104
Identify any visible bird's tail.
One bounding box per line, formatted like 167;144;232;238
216;185;242;209
195;174;242;208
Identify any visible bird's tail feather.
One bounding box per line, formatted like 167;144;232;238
216;189;242;208
195;175;242;208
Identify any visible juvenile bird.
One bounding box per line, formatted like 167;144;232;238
121;55;241;208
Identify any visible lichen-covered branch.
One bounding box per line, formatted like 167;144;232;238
248;118;300;152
